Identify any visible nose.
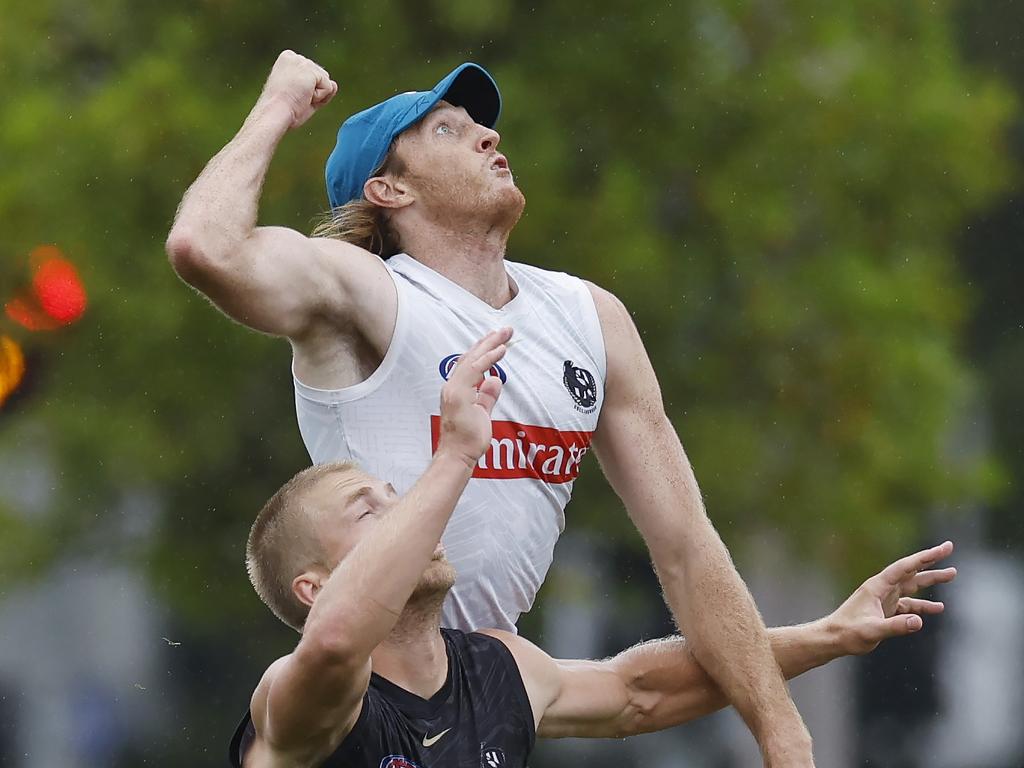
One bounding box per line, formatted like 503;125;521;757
476;126;500;153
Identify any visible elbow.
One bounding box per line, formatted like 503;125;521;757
165;224;206;281
165;223;232;286
612;688;660;738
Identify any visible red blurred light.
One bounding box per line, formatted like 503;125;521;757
4;245;87;331
34;255;87;324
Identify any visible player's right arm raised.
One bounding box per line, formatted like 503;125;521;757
165;50;391;342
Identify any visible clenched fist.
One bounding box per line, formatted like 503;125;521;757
257;50;338;130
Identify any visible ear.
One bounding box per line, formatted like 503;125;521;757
364;174;414;210
292;571;323;610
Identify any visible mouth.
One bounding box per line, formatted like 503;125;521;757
489;154;510;174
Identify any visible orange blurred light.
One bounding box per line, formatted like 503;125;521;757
5;296;55;331
4;245;87;331
0;335;26;406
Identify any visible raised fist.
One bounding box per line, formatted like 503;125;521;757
436;328;512;469
258;50;338;129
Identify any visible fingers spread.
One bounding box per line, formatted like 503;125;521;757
881;541;954;586
909;567;957;592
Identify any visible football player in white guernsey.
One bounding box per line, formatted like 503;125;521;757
171;50;820;763
236;328;956;768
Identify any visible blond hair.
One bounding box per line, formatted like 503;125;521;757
246;461;360;632
311;145;406;257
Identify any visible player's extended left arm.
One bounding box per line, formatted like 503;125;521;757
587;283;811;763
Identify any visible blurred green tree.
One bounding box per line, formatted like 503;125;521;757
0;0;1015;618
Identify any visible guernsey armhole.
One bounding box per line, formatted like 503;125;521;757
579;280;609;384
292;265;407;406
480;632;538;751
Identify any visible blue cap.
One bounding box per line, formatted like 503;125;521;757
325;63;501;208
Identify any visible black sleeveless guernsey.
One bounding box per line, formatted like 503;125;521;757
229;629;535;768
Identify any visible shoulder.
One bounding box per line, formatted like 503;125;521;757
474;628;549;664
232;655;288;767
507;260;592;299
248;655;291;736
581;281;648;377
582;280;633;326
243;652;369;766
308;237;393;286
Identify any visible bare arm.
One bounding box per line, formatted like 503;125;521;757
587;282;811;763
165;50;393;343
249;329;513;765
517;542;956;740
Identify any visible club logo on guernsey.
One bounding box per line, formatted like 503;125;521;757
563;360;598;413
439;353;507;384
431;416;592;484
482;746;507;767
380;756;420;768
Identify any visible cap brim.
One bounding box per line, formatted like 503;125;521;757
432;63;502;128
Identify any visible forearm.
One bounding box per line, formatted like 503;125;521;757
168;95;292;261
660;535;811;756
302;452;473;654
610;619;837;735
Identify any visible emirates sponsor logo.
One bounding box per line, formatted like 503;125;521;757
430;417;593;484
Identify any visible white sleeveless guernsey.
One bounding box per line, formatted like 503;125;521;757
294;253;606;632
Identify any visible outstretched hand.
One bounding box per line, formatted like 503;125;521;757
830;541;957;655
436;328;512;468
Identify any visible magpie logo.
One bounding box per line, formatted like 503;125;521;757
562;360;597;413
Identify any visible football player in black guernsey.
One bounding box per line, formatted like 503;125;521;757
230;327;957;768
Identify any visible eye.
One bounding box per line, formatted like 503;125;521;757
435;122;452;136
358;509;374;520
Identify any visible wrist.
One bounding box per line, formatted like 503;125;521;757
433;443;481;474
820;611;855;657
761;725;813;766
245;93;296;134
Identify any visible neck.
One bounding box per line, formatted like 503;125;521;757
398;217;515;309
369;593;448;700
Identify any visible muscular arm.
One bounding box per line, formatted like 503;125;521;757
540;623;833;739
494;542;954;741
165;50;393;346
587;282;811;762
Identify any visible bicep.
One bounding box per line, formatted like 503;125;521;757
537;660;634;739
543;640;728;739
482;630;639;740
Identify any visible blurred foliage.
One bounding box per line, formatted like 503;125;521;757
0;2;1017;622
